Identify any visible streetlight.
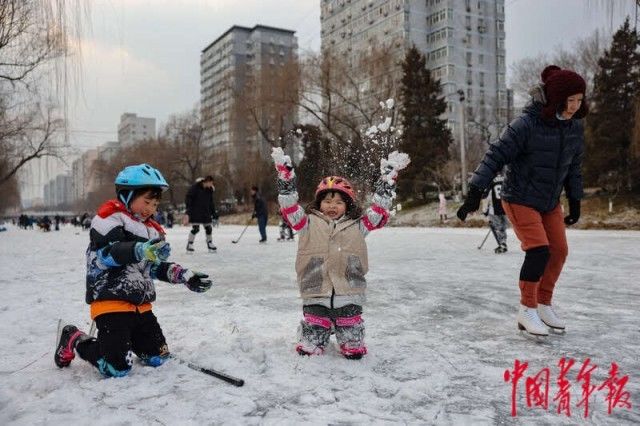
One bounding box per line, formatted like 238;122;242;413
456;89;467;197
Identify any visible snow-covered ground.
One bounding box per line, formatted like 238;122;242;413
0;224;638;425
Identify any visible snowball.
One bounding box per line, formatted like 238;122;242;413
378;117;392;132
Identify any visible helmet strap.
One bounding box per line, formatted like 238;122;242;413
118;190;134;209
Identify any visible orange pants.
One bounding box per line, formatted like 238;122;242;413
502;201;568;307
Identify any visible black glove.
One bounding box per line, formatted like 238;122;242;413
251;212;256;219
564;198;581;225
456;185;484;221
184;271;213;293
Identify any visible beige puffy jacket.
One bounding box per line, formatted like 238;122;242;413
295;210;368;298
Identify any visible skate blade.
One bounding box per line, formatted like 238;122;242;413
547;327;566;335
55;319;63;348
518;323;549;341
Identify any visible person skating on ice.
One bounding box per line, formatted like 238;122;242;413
271;147;409;359
55;164;212;377
183;175;219;252
251;185;269;243
457;65;587;337
483;172;509;254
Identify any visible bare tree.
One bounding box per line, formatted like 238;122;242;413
509;30;610;102
0;0;88;210
298;45;398;147
163;107;210;186
232;58;300;149
0;101;63;184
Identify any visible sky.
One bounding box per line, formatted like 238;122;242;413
64;0;638;151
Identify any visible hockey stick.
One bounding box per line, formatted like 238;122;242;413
477;229;491;250
231;218;253;244
169;355;244;387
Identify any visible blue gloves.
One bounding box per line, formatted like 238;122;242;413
134;238;171;264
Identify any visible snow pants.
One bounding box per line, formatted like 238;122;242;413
279;220;293;240
502;201;568;308
76;311;169;377
298;304;366;356
488;214;508;246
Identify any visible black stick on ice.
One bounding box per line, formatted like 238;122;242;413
477;229;491;250
170;355;244;387
232;218;253;244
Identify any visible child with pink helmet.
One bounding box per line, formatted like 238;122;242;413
271;148;409;359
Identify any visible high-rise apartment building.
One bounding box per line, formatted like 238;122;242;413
320;0;508;136
44;174;73;207
117;113;156;147
200;25;298;164
71;149;98;202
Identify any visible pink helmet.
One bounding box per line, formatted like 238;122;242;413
315;176;355;201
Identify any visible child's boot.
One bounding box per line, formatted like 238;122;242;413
55;325;91;368
296;314;331;356
335;315;367;360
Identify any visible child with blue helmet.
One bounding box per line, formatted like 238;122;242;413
55;164;213;377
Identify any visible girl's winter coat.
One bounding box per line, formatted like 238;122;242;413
470;98;584;213
278;181;393;300
296;211;368;298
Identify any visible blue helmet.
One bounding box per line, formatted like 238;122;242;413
115;164;169;207
115;164;169;190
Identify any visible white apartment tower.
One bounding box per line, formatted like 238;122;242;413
117;113;156;147
200;25;298;163
320;0;508;136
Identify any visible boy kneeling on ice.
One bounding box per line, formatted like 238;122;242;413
55;164;212;377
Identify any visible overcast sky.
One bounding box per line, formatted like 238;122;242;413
66;0;638;150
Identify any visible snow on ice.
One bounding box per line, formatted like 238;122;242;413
0;224;638;424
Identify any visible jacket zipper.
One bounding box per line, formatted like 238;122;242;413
551;127;565;210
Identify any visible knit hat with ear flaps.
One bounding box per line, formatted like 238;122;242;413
541;65;588;120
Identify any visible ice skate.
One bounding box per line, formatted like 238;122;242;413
538;304;566;334
207;241;217;253
55;324;90;368
495;243;508;254
517;304;549;339
186;241;194;253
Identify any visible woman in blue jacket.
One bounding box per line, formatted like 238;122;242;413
457;65;588;337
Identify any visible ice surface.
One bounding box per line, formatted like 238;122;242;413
0;225;637;424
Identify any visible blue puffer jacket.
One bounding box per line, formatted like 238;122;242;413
469;101;584;213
